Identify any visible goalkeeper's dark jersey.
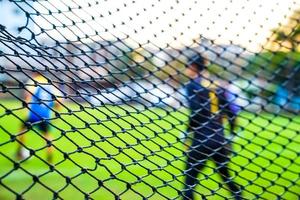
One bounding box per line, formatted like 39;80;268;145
186;77;236;146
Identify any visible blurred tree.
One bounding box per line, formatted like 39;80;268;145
154;59;185;84
169;59;188;86
266;9;300;51
108;47;152;83
249;9;300;95
270;9;300;93
247;51;300;80
125;48;156;81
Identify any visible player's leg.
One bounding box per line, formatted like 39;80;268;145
213;148;242;200
183;148;207;200
183;158;205;200
40;122;54;163
45;131;54;163
16;121;29;160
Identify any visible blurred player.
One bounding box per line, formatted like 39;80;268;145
16;72;62;163
182;54;242;200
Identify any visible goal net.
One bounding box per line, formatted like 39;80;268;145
0;0;299;199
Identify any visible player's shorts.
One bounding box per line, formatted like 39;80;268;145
187;143;230;165
188;126;231;163
192;126;225;146
23;118;50;133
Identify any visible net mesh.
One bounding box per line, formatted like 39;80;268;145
0;0;300;199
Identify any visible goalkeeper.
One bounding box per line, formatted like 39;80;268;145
182;54;242;200
16;72;62;163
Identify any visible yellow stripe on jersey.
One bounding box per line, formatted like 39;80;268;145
209;90;219;113
200;79;220;113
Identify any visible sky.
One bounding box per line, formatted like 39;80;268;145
3;0;300;52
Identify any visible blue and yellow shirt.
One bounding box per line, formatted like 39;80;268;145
26;75;58;122
186;77;235;143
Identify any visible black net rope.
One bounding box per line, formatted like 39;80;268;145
0;0;300;199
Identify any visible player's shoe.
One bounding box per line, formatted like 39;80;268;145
16;148;30;160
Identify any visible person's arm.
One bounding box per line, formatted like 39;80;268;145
186;82;208;132
24;80;35;104
227;111;238;135
53;86;64;111
181;82;196;144
186;82;199;132
220;89;239;135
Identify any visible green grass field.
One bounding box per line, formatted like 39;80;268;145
0;100;299;200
